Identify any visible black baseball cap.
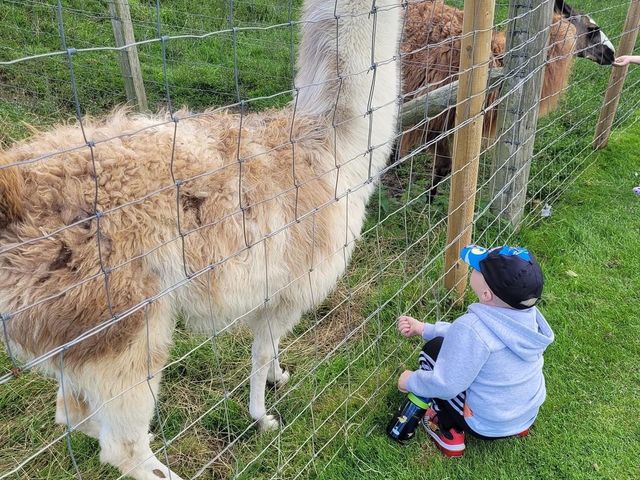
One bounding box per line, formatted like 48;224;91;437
460;245;544;309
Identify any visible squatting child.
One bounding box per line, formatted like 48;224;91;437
395;245;554;456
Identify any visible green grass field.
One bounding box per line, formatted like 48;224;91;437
309;118;640;480
1;1;639;479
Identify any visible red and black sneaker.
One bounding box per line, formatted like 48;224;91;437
421;409;465;457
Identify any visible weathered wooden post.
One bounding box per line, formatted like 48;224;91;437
489;0;554;226
443;0;496;303
109;0;148;111
593;0;640;150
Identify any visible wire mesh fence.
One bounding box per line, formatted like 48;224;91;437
0;1;638;479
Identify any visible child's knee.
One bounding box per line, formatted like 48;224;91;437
421;336;444;359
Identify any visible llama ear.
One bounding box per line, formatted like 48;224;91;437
554;0;577;19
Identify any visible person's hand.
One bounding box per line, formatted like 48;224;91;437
613;55;633;67
397;315;424;337
397;370;413;393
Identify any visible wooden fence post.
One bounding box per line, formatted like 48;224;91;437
489;0;554;226
109;0;148;111
593;0;640;150
443;0;496;303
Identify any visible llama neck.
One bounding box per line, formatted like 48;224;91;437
540;15;576;116
294;0;402;198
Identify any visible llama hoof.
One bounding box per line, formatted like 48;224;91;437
258;414;280;431
127;460;184;480
277;369;290;386
267;368;290;387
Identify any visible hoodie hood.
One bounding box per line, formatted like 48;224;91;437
468;303;554;361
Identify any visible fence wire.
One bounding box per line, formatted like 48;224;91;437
0;1;638;479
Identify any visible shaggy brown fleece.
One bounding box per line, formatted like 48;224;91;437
0;108;333;367
399;0;578;195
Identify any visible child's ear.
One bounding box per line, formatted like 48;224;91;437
483;289;493;303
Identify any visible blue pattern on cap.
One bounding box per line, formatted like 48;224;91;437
496;245;531;261
460;244;531;271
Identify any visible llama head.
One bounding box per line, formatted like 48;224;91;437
554;0;615;65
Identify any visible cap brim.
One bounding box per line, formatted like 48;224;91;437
459;245;490;271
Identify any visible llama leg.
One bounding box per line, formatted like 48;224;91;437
429;138;452;201
95;374;183;480
55;383;101;439
397;124;428;159
266;336;289;387
87;300;179;480
246;316;291;431
397;132;412;158
249;333;281;431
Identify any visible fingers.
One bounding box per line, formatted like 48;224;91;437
613;56;629;67
397;316;413;336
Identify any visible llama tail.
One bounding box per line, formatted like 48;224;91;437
294;0;402;123
0;154;25;228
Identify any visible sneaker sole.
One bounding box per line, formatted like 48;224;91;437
423;422;465;457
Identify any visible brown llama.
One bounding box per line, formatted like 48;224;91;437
399;0;615;198
0;1;402;479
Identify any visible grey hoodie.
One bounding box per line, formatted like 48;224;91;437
406;303;554;437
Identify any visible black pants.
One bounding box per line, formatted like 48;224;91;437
419;337;499;440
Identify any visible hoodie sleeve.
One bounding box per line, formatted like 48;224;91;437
421;321;452;341
407;319;490;400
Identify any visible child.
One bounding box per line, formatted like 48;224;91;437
396;245;554;457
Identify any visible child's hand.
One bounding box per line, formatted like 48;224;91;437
397;370;413;393
397;316;425;337
613;55;634;67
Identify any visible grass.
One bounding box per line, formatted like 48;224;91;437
311;117;640;480
1;0;639;479
0;0;300;142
